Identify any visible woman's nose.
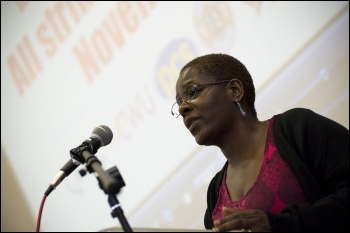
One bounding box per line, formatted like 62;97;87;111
178;101;192;117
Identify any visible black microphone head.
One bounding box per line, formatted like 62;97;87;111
91;125;113;146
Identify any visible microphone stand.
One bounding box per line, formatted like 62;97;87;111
71;146;133;232
108;194;132;232
104;166;132;232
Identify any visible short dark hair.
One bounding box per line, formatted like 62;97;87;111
180;53;257;117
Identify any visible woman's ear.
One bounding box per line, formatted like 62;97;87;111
227;78;244;102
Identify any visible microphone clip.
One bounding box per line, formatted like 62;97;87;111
69;143;91;164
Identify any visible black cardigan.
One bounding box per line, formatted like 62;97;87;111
204;108;349;232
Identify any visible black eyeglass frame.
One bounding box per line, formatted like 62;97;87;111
171;79;231;118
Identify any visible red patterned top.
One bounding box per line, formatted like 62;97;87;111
212;117;307;221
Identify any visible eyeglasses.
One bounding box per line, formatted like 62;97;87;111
171;79;231;118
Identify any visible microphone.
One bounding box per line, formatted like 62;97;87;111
45;125;113;196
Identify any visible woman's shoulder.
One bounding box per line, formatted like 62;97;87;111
273;108;317;122
279;107;315;116
273;108;347;132
272;108;322;132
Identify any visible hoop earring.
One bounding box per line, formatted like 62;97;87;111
236;102;246;116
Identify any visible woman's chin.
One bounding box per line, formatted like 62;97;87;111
194;134;207;146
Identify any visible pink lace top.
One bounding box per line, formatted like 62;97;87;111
212;117;307;221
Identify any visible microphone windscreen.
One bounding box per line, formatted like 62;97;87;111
91;125;113;146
